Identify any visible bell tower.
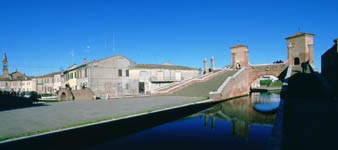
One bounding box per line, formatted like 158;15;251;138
286;32;314;65
230;44;249;69
2;52;8;78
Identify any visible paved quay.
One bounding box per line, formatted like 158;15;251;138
0;96;206;141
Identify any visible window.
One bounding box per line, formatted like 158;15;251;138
126;70;129;77
74;72;77;79
118;69;122;77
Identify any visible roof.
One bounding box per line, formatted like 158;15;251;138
231;44;248;49
286;32;315;39
9;71;25;76
34;71;61;78
63;55;135;73
131;64;199;70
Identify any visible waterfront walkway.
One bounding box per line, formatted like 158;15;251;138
0;96;207;141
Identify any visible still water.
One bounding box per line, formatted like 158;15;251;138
91;92;280;150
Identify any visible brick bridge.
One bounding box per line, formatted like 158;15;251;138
208;32;317;100
209;63;289;100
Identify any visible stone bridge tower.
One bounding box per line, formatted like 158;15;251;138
231;45;249;69
286;32;314;65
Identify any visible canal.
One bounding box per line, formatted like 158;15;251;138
91;92;280;150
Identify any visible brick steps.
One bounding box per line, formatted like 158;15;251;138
71;88;95;100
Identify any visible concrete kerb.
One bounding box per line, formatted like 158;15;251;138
0;98;213;145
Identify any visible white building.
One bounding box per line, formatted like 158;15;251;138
130;64;200;94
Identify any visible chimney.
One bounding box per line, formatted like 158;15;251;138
204;58;208;74
210;56;215;72
83;58;87;64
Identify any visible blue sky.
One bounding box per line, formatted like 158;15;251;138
0;0;337;76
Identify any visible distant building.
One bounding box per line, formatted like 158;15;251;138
34;71;62;94
321;39;338;95
0;52;33;92
61;55;136;99
129;64;200;94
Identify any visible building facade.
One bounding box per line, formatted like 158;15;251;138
62;55;136;99
129;64;200;94
34;72;61;95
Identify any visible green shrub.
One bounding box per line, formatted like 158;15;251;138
269;80;283;87
260;80;272;86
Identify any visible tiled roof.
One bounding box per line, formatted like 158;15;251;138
132;64;199;70
34;71;61;78
231;44;248;49
286;32;315;39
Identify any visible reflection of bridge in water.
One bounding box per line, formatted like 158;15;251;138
189;96;277;139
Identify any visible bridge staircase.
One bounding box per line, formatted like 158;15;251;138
167;69;237;97
71;88;95;100
152;68;236;96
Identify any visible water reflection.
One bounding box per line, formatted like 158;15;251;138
251;92;281;113
92;92;279;149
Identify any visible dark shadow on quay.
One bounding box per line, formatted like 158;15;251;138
281;71;338;150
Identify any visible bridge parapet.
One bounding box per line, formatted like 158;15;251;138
210;67;250;100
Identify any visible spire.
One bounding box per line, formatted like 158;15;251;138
3;52;7;62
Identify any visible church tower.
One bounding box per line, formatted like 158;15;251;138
2;52;8;78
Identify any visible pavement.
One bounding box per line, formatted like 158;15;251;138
0;96;206;141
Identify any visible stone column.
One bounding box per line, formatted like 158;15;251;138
204;58;209;74
211;56;215;72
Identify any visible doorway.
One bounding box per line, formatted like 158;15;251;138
294;57;300;65
139;82;145;94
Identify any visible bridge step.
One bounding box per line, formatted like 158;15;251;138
169;70;236;97
71;88;95;100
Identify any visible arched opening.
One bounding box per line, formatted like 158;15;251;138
250;75;282;92
294;57;300;65
60;92;67;100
